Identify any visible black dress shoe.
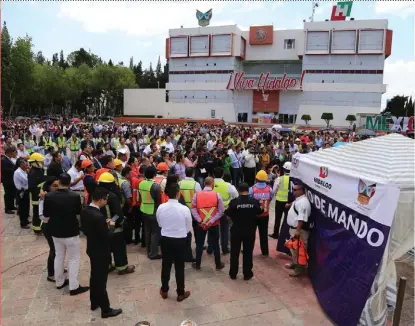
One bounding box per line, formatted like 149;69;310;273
216;262;225;271
102;308;122;319
149;255;162;260
244;274;254;281
229;275;237;280
21;225;30;229
192;262;201;270
5;210;15;214
70;285;90;296
268;234;278;239
57;279;69;289
222;250;230;255
91;304;99;311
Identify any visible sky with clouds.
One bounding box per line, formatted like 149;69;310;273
2;1;414;110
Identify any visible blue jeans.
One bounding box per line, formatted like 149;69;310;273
231;167;243;187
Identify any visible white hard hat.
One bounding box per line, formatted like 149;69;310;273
283;162;292;171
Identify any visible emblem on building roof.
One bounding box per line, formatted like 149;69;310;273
196;9;213;27
255;29;267;41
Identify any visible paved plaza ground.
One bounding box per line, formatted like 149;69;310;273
1;202;334;326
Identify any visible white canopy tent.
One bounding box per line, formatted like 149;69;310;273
301;134;414;325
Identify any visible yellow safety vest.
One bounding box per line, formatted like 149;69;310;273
179;179;196;209
70;138;80;151
42;136;53;147
213;180;231;207
57;137;66;148
275;175;290;202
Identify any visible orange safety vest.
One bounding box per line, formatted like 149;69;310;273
252;185;272;217
154;176;165;185
195;191;220;229
285;238;309;266
132;175;145;207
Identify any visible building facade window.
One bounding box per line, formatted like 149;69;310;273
279;114;297;124
284;39;295;49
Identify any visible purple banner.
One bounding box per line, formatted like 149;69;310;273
290;177;390;326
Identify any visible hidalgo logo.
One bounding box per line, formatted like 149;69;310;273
357;179;376;205
319;166;328;178
314;166;332;190
196;9;213;27
255;28;267;41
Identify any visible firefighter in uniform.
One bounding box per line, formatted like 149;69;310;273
138;166;162;259
269;162;291;239
191;177;225;271
249;170;273;256
225;182;263;280
28;153;46;234
97;172;135;275
131;165;147;246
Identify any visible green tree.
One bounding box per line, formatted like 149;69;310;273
67;48;100;68
345;114;356;125
155;56;163;85
1;22;13;113
129;56;134;70
108;59;114;67
321;112;334;128
35;51;46;64
3;35;35;116
301;114;311;125
133;60;143;87
59;50;68;69
52;53;59;66
381;95;414;117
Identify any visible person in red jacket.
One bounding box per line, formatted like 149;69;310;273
130;164;147;246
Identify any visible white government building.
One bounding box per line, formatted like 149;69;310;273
124;17;392;127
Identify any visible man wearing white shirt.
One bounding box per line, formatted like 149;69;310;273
207;137;216;151
16;143;30;160
68;161;85;204
13;158;31;229
157;184;191;302
161;136;175;154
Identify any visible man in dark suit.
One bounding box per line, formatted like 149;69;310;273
128;137;139;156
44;173;89;296
1;146;17;214
81;187;122;319
47;152;66;178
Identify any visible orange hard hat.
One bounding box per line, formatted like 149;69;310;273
81;159;93;169
157;162;169;171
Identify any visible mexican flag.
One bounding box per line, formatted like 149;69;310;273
331;1;353;21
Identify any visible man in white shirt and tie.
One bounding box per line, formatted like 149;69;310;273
156;183;191;303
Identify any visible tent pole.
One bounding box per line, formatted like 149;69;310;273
392;277;407;326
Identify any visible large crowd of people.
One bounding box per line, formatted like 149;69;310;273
1;117;403;322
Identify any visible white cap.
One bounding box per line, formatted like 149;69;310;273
283;162;292;171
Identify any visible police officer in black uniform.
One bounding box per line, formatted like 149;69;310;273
81;187;122;319
225;182;263;281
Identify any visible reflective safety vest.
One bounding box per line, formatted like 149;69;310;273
95;168;110;181
179;179;196;209
275;175;290;202
132;175;145;207
252;185;272;217
213;180;231;207
42;136;53;147
195;191;220;228
70;138;80;151
112;138;120;149
30;182;45;205
139;179;155;215
154;176;165;185
26;140;35;154
104;205;123;233
57;137;66;149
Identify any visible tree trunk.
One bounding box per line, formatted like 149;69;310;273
8;97;15;117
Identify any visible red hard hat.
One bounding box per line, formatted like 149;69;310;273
156;162;169;171
81;159;93;169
